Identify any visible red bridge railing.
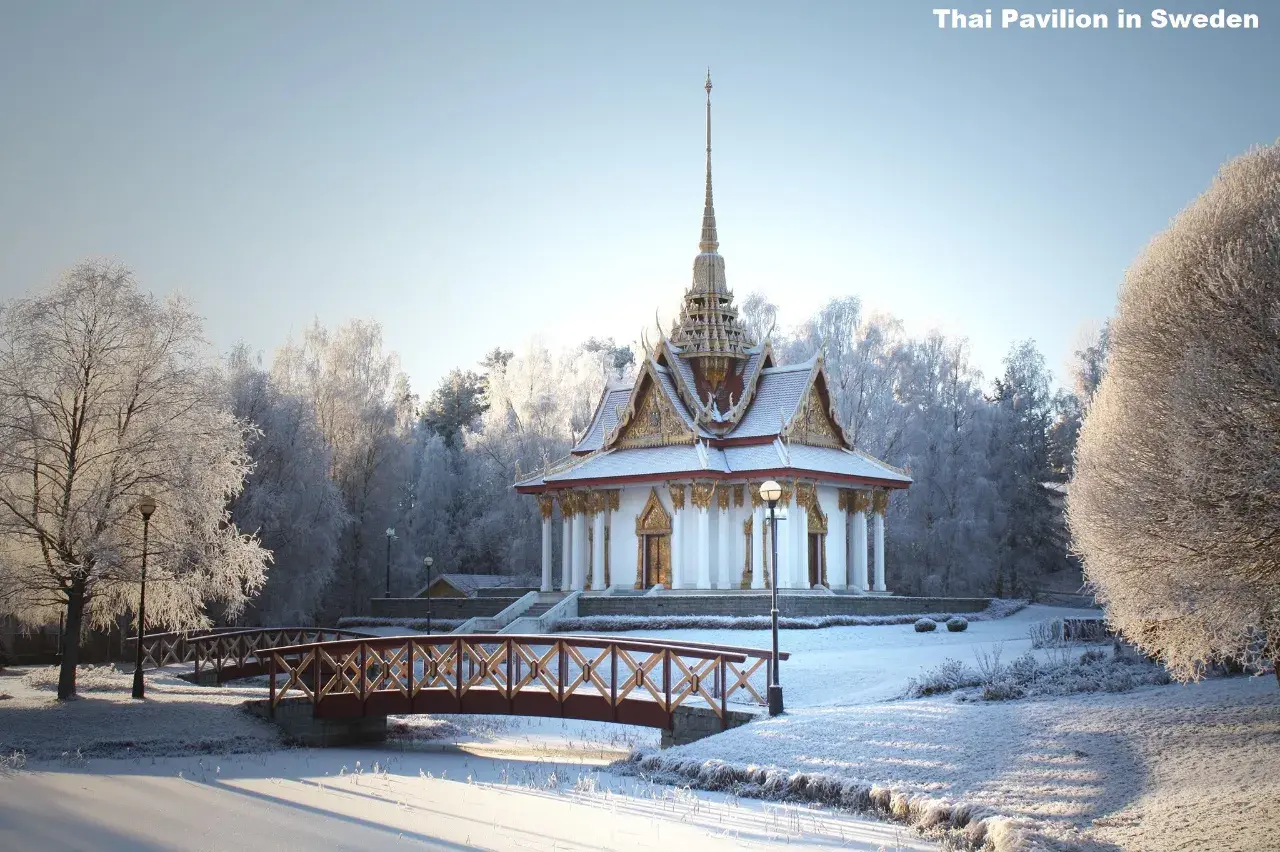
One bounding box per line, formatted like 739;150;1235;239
127;627;369;683
267;634;787;729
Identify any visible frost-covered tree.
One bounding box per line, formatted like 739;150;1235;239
988;341;1068;597
272;320;413;616
0;262;269;698
738;291;779;345
1070;142;1280;679
227;346;347;625
890;334;997;595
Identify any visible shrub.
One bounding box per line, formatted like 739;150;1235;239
946;617;968;632
904;658;980;698
914;618;937;633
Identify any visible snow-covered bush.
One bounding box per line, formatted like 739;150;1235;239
1070;141;1280;679
946;616;968;632
336;616;463;633
1029;617;1109;648
914;618;936;632
0;750;26;775
906;644;1172;702
904;658;979;697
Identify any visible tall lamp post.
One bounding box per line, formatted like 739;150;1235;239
384;528;396;597
131;495;157;700
423;556;435;634
758;480;784;716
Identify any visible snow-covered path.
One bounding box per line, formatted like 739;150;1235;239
0;746;939;851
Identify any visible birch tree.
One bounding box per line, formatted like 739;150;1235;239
0;262;268;698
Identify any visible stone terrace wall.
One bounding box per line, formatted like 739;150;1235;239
576;595;990;619
369;596;521;620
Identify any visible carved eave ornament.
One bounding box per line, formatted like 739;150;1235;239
780;356;854;450
603;358;696;450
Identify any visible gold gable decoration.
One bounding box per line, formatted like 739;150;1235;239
789;386;843;449
635;487;673;535
614;377;694;449
808;500;828;534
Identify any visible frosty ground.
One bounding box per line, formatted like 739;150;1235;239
2;604;1277;851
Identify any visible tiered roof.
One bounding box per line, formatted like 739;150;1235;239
515;76;910;495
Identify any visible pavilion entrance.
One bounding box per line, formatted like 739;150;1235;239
635;488;673;588
808;502;828;588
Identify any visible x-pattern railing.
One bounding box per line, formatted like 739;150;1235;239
267;634;786;730
127;627;369;683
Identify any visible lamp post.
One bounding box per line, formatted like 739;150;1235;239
131;495;156;700
384;528;396;597
759;480;784;716
423;556;435;635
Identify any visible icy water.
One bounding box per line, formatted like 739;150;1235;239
0;741;938;851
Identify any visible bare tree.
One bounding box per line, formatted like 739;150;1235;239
1070;141;1280;680
0;262;269;698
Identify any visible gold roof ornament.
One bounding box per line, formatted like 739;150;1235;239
669;70;751;393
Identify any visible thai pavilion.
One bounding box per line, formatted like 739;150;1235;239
515;75;911;594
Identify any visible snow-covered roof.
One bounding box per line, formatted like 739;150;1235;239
525;438;909;488
543;445;728;482
572;385;633;454
728;361;814;439
415;573;539;598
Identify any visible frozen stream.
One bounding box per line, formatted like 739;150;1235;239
1;741;938;851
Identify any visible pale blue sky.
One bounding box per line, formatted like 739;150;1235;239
1;1;1276;394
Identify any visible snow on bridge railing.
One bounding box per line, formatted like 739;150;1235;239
265;634;788;730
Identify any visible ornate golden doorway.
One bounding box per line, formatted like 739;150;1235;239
808;500;828;588
635;487;672;589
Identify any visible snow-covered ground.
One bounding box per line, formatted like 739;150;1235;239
3;605;1276;851
614;603;1102;706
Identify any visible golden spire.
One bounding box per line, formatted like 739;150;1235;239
699;68;718;253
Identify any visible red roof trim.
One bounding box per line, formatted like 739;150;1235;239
514;467;910;495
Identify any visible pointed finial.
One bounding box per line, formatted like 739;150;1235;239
699;70;718;254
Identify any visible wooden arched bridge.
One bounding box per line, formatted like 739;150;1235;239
133;628;786;730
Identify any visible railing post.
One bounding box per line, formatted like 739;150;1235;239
312;648;322;710
269;653;276;718
455;639;464;701
359;642;367;713
407;640;414;707
610;644;618;721
663;649;671;718
718;656;727;727
505;639;514;710
558;642;567;708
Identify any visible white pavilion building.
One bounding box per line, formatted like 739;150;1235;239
515;75;911;594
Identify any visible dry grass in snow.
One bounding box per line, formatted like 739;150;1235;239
0;665;282;761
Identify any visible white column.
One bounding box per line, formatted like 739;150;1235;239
853;506;869;592
751;503;765;589
695;506;711;589
873;509;886;593
793;501;808;589
561;515;572;592
591;507;606;590
828;495;847;589
716;502;732;588
670;500;684;589
541;516;553;592
572;512;587;590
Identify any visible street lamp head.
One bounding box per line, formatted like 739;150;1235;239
137;495;157;520
423;556;434;568
385;527;395;538
759;480;782;506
